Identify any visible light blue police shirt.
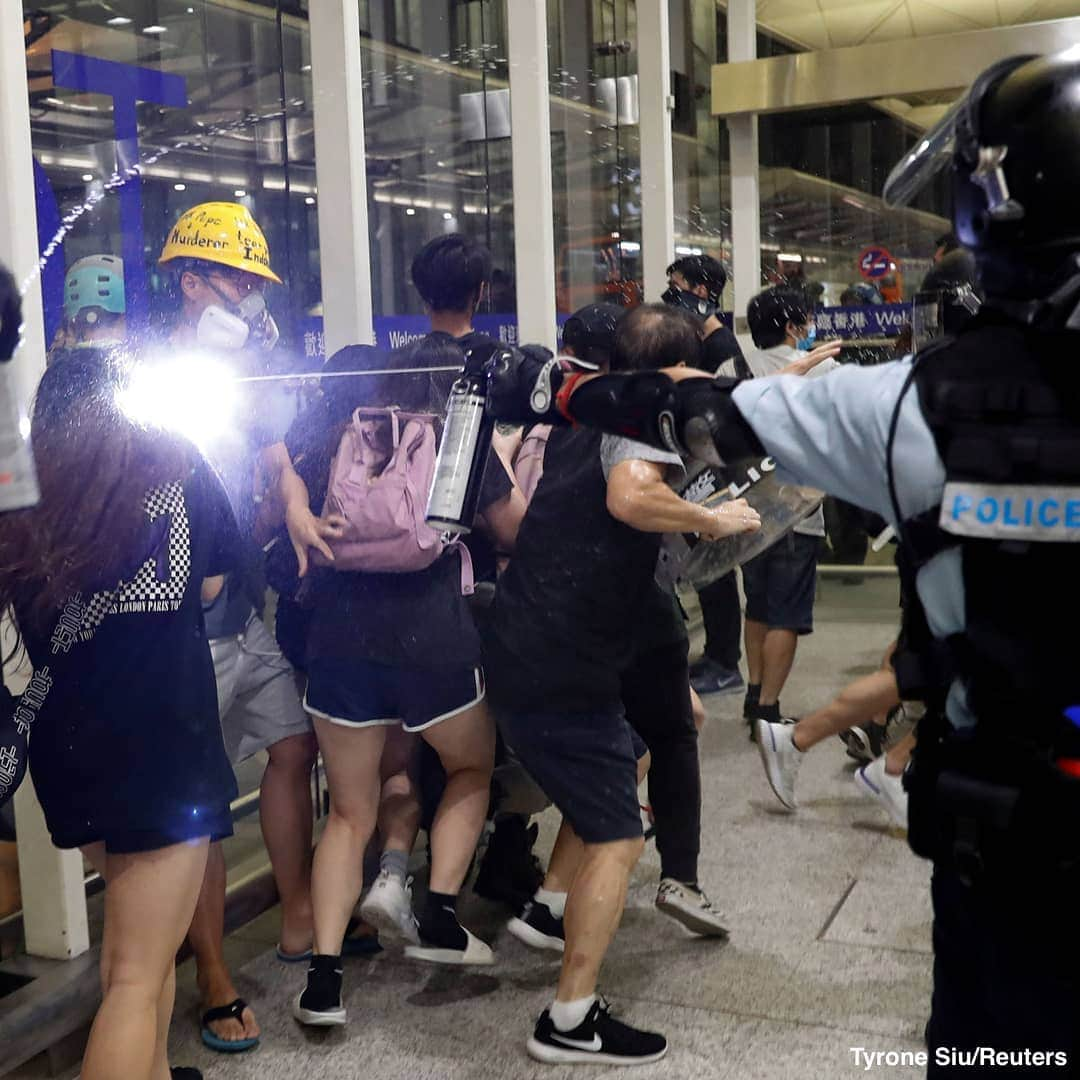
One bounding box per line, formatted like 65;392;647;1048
730;360;980;727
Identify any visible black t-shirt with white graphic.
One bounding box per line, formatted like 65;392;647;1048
22;455;241;848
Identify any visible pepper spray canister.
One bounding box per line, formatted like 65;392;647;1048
426;342;504;534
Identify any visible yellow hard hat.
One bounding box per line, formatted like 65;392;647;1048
158;201;283;285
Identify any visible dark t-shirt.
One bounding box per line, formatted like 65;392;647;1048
487;427;679;712
700;325;749;378
297;436;512;672
24;455;241;844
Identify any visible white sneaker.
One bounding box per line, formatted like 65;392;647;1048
655;879;729;939
855;756;908;830
755;719;802;810
405;926;494;966
359;870;420;945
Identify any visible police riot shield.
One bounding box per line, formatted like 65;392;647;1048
663;457;823;589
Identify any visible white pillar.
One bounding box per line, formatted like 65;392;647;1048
0;3;46;406
309;0;375;354
0;5;88;961
637;0;675;303
507;0;558;353
726;0;760;342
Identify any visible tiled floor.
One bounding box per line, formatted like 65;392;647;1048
18;575;935;1078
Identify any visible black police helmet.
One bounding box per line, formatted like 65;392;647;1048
952;51;1080;263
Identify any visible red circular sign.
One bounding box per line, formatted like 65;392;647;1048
858;246;895;281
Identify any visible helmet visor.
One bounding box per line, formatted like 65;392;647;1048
883;97;965;208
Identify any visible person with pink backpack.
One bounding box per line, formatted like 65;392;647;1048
281;336;522;1027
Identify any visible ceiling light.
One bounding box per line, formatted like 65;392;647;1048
405;207;416;216
443;212;453;220
305;196;316;205
107;16;132;27
143;25;167;35
777;252;803;262
234;189;247;198
81;172;94;182
174;183;186;191
300;64;312;73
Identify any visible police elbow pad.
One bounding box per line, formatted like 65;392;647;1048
565;372;682;451
673;376;765;466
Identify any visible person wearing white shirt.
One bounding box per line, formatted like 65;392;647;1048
740;285;840;734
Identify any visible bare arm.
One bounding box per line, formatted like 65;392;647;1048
261;441;344;577
606;458;760;540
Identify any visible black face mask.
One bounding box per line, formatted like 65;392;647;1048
662;286;718;321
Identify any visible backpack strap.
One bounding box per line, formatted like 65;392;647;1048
446;537;475;596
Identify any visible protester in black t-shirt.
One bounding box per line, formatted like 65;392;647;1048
487;305;761;1067
0;354;239;1080
663;254;747;376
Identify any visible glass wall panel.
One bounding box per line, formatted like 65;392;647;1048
548;0;643;315
26;1;320;360
359;0;516;326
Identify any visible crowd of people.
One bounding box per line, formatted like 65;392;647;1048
8;48;1080;1077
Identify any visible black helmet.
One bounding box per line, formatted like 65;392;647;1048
885;50;1080;295
561;303;625;368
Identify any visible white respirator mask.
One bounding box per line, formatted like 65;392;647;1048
195;290;279;353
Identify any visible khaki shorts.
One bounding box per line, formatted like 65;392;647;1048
211;614;311;764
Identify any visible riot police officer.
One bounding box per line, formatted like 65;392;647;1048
485;50;1080;1075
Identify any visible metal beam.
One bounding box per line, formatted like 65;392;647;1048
309;0;375;353
712;16;1080;118
637;0;675;303
507;0;558;353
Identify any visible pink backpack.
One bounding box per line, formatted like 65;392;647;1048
316;407;472;591
513;424;552;504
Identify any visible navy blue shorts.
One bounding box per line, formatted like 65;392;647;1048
497;706;645;844
305;657;485;732
741;532;819;634
49;812;233;855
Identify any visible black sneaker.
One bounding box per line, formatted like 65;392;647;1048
170;1070;202;1080
292;955;346;1026
474;815;545;913
507;900;565;953
689;658;745;697
528;997;667;1066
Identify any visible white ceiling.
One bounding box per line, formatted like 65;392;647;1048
753;0;1080;51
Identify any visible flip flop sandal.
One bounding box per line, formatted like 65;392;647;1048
341;916;383;957
275;945;314;964
200;998;259;1053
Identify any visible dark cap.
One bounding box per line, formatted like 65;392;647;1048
561;303;625;360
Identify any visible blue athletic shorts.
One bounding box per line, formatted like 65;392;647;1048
496;706;645;844
304;657;485;732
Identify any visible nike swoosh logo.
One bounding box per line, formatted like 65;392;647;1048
550;1032;602;1052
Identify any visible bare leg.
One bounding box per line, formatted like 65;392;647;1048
689;686;707;734
543;820;585;895
760;629;798;707
378;727;421;855
885;730;917;776
188;843;259;1043
82;839;209;1080
558;836;644;1002
792;669;901;753
310;717;386;955
261;731;318;955
422;701;495;895
744;618;767;686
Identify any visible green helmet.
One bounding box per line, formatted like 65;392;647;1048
64;254;125;321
